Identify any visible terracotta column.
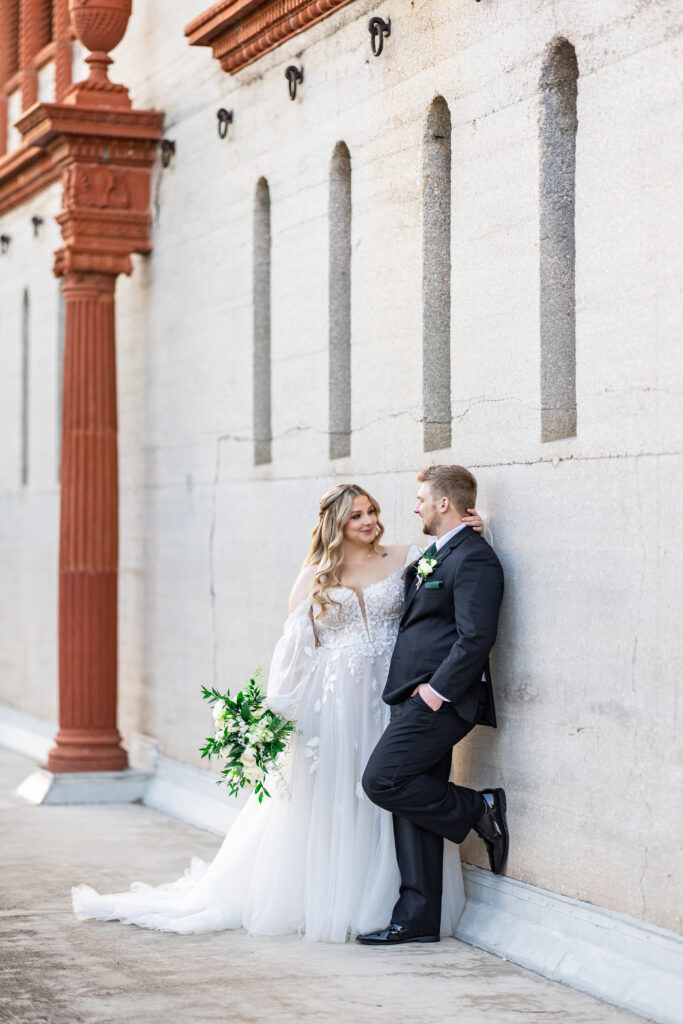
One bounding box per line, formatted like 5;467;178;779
49;270;125;772
16;0;163;774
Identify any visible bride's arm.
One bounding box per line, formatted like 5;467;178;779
288;564;317;614
461;508;493;546
461;509;484;534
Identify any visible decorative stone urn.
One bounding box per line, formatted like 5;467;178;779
67;0;133;108
70;0;132;53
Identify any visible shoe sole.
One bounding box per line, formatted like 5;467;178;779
356;935;440;945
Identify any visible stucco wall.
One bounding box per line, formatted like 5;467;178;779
0;0;681;933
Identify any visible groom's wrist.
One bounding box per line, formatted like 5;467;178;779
427;684;450;702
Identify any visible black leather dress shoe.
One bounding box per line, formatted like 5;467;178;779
473;788;509;874
356;924;440;945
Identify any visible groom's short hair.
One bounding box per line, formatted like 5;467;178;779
417;465;477;515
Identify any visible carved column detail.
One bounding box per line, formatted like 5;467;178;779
15;0;163;774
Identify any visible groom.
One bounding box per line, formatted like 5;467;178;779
358;464;507;945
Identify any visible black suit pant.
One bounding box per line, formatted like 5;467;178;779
362;694;483;934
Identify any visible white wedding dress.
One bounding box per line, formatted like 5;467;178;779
72;547;465;942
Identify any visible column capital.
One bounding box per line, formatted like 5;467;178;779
15;100;163;276
60;269;119;294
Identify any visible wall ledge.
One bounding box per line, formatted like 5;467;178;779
457;865;683;1024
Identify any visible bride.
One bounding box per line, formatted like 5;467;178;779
72;483;484;942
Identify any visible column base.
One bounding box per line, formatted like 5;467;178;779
15;767;151;805
46;728;129;773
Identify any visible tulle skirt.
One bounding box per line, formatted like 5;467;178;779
72;643;465;942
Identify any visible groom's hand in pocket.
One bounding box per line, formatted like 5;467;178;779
411;683;443;711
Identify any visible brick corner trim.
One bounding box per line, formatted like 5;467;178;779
185;0;357;74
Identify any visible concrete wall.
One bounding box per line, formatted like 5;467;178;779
0;0;681;935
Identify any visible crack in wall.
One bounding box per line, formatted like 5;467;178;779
452;396;526;424
599;386;683;396
123;446;682;493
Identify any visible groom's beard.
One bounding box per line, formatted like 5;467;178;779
421;516;438;537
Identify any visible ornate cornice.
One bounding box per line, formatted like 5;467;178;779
185;0;357;75
17;102;164;151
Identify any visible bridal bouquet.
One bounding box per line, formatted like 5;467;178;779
200;669;295;802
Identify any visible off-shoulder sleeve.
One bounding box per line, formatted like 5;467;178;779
264;600;319;718
402;544;426;571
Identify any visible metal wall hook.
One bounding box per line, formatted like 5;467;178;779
285;65;304;101
0;234;10;254
368;16;391;56
217;108;233;139
160;139;176;167
31;216;44;237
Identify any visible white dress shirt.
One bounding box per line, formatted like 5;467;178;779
434;522;467;551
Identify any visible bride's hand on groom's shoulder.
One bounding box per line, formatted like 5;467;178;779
461;508;484;534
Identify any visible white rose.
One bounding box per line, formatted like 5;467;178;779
240;747;257;767
212;704;225;725
252;706;265;718
243;763;264;785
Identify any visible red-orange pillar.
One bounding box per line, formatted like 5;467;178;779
16;0;163;777
47;271;127;772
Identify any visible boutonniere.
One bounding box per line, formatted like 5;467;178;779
415;555;439;589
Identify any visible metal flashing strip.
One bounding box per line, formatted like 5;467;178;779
456;864;682;1023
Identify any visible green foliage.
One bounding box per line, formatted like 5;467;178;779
200;668;295;802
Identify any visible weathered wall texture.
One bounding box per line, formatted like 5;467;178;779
1;0;681;934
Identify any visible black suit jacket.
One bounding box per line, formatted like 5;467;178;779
383;526;504;726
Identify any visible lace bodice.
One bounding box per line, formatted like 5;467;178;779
313;569;404;654
266;547;423;717
310;546;422;654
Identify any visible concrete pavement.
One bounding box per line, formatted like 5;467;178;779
0;747;650;1024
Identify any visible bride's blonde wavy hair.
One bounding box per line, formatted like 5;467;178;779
304;484;385;619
